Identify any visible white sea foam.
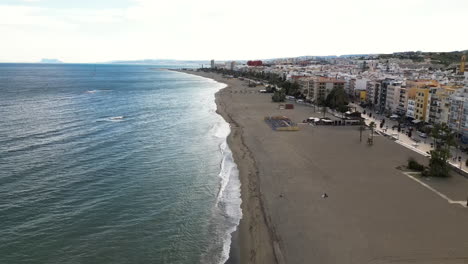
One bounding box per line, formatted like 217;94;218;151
109;116;124;121
216;124;242;264
85;89;112;94
210;85;242;264
187;75;240;264
212;121;230;139
95;116;126;123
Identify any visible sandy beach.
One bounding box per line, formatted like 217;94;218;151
179;70;468;264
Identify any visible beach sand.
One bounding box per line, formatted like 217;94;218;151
179;70;468;264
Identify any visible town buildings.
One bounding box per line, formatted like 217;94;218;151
212;54;468;139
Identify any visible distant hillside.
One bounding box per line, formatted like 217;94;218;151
378;50;467;66
40;58;63;63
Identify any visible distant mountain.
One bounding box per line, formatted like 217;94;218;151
378;50;467;66
109;59;210;66
40;58;63;63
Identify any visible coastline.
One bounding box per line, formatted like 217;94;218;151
214;74;279;264
174;70;278;264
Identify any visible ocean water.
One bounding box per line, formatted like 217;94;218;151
0;64;241;264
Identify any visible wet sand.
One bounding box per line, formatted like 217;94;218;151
179;70;468;264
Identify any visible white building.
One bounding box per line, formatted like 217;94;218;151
385;82;402;113
355;77;369;91
407;99;416;118
366;81;380;107
448;88;468;142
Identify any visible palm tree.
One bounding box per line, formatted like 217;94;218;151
369;121;376;145
428;123;456;177
359;120;365;142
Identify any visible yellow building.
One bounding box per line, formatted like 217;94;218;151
407;80;440;88
406;87;418;98
359;91;366;101
414;88;430;121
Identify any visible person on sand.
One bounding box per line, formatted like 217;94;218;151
322;193;328;198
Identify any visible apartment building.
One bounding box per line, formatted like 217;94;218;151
428;86;457;125
396;86;408;116
366;81;380;108
378;79;394;113
385;81;405;114
299;77;345;103
414;88;431;122
448;88;468;142
407;99;416;119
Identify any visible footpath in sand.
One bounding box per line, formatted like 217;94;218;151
181;70;468;264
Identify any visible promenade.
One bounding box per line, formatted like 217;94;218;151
351;103;468;173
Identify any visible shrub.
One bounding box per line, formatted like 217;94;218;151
408;158;425;172
272;90;286;102
421;168;430;177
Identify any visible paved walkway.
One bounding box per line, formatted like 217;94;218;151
291;100;468;173
350;103;468;173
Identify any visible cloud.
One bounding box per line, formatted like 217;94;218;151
1;0;468;62
0;5;76;29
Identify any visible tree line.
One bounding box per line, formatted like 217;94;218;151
201;67;349;112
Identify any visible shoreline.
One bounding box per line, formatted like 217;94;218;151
174;69;278;264
214;76;280;264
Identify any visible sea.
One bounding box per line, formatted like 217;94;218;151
0;63;242;264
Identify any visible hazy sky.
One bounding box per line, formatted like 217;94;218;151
1;0;467;63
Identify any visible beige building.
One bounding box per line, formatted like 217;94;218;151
385;81;404;114
429;86;461;125
299;77;345;103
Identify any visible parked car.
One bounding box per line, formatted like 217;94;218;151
418;131;427;138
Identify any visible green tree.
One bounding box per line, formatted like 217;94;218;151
428;123;455;177
272;90;286;102
325;87;349;110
